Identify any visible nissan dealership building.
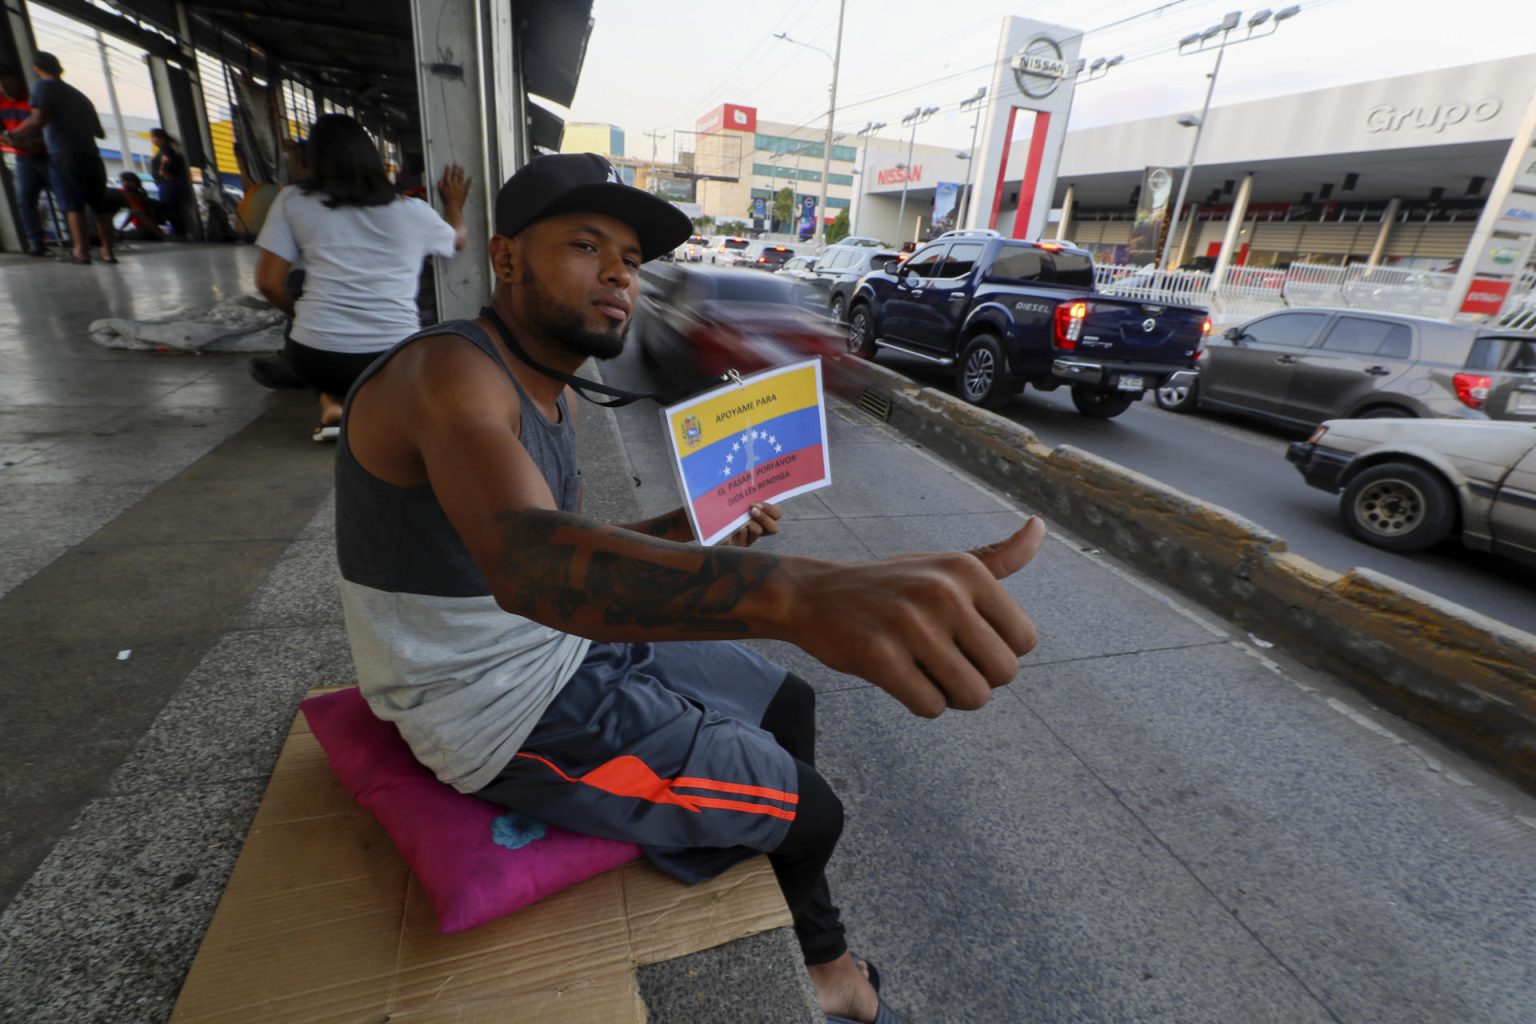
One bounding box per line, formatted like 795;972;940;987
852;52;1536;271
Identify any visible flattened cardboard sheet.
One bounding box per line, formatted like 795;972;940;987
171;699;792;1023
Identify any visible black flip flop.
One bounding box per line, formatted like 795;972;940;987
827;953;907;1023
100;256;120;264
850;952;881;994
63;255;91;265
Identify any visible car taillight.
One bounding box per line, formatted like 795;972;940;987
1201;317;1212;336
1453;372;1491;409
1039;242;1061;251
1306;425;1329;445
1054;300;1087;351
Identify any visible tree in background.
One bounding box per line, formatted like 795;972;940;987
691;215;715;233
825;207;850;245
718;220;751;236
773;187;795;232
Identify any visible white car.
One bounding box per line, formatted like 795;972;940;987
1286;418;1536;563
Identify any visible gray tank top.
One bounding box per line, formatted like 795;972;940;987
335;319;592;792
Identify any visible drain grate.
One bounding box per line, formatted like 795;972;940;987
858;388;893;421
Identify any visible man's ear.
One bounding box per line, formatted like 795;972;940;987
489;234;517;283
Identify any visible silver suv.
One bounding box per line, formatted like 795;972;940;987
1158;308;1536;426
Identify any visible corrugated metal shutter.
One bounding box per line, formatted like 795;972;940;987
1383;222;1475;259
1250;223;1305;250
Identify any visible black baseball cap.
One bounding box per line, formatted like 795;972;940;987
494;153;692;263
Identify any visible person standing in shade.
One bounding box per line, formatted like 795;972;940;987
149;127;190;239
2;52;115;264
254;113;469;441
0;65;51;257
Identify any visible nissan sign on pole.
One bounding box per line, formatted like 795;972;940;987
968;18;1083;238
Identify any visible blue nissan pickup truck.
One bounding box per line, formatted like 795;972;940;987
845;236;1211;418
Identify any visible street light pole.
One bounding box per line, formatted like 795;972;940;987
775;3;847;248
1159;6;1300;269
852;120;885;237
895;105;937;245
956;87;986;229
1159;33;1228;270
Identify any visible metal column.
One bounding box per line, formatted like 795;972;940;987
0;0;37;252
409;0;507;321
1365;197;1400;269
1210;173;1253;294
1055;184;1073;241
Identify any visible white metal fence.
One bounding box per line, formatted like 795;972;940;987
1498;268;1536;332
1093;259;1531;329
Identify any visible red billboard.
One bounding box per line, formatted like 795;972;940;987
696;103;757;135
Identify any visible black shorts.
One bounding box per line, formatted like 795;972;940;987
283;336;382;399
50;152;112;215
475;640;796;884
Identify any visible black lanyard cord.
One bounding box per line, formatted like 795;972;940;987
479;305;729;408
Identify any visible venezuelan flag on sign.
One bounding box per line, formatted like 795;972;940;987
661;359;831;545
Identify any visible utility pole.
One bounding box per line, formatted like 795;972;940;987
95;31;134;177
813;0;846;247
643;129;666;193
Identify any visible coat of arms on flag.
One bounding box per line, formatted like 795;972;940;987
661;358;832;545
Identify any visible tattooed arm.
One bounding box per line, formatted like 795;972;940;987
371;336;1044;718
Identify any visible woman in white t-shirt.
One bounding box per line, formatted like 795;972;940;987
254;114;469;440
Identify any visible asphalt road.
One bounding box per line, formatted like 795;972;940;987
869;351;1536;636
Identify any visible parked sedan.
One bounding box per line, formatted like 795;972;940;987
1286;418;1536;563
801;245;900;322
633;264;840;387
1157;309;1536;427
735;242;799;271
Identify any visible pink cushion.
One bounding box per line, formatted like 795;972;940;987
300;687;642;933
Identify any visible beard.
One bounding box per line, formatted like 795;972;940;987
519;264;627;361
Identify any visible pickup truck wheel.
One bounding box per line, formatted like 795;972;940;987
1070;386;1136;419
957;334;1015;409
1340;462;1455;552
830;295;846;323
847;306;876;359
1155;378;1199;412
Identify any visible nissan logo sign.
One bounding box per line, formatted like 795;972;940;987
1011;35;1069;99
1142;318;1157;333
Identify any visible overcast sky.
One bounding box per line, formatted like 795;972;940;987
568;0;1536;160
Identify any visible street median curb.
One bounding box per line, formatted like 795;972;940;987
822;353;1536;794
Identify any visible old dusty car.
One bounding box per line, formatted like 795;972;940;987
1285;418;1536;563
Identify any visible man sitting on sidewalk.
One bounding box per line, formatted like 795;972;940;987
337;153;1047;1024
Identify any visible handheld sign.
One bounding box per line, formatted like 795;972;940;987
661;358;832;546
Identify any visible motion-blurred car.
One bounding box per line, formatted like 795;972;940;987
800;245;900;322
633;264;840;386
1156;310;1536;426
828;235;886;249
1286;419;1536;564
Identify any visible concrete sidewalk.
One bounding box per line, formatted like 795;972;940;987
2;245;1535;1023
